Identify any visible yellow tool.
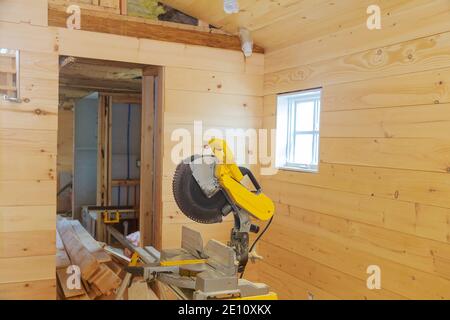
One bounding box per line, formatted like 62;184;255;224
160;258;207;267
102;211;120;224
209;138;275;222
172;138;275;274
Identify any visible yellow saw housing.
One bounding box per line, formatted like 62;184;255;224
208;138;275;221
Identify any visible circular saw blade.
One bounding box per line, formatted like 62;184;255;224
172;156;227;224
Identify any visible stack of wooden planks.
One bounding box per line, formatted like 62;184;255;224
56;219;123;300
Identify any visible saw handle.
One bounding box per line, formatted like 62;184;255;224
239;166;261;193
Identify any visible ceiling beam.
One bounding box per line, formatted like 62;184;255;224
59;77;141;92
48;4;264;54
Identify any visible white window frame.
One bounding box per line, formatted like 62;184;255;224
276;88;322;173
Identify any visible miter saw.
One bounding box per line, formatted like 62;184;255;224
126;139;276;300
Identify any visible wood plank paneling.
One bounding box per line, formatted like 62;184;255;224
0;255;55;284
266;164;450;210
321;104;450;138
0;180;56;206
0;40;58;299
261;3;450;300
0;0;48;26
321;68;450;112
0;128;56;181
266;220;450;300
265;32;450;95
56;27;264;75
0;8;265;300
259;241;406;300
273;209;450;281
0;279;56;300
165;67;263;96
0;230;55;258
264;0;450;72
257;261;340;300
0;206;55;233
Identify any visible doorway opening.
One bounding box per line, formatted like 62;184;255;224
57;56;163;252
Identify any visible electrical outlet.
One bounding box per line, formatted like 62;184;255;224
307;292;314;300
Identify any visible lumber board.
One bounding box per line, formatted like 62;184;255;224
57;220;100;280
56;230;71;270
56;268;86;298
153;67;164;252
88;263;121;295
57;220;121;295
127;280;159;300
162;222;233;250
48;4;264;54
107;226;156;264
139;75;155;247
68;220;111;263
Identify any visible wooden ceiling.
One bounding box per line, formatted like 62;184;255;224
160;0;417;51
59;57;146;108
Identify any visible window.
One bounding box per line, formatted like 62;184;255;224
276;89;321;172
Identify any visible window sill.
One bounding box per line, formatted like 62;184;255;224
277;165;319;174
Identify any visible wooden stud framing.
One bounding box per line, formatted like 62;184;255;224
139;66;163;250
96;95;113;242
119;0;127;15
139;72;155;248
153;66;164;251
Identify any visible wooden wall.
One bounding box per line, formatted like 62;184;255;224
0;1;57;300
260;1;450;299
57;108;73;213
0;0;264;299
162;65;263;248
